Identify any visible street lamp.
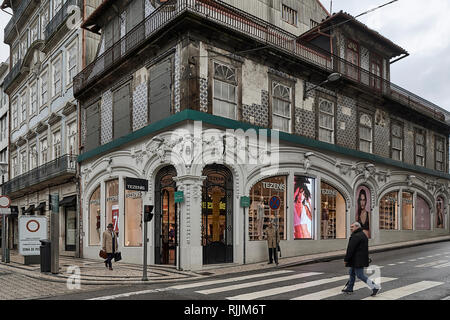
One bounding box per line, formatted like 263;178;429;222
303;72;342;100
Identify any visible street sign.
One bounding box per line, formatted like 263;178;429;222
240;196;250;208
125;177;149;192
174;191;184;203
19;216;48;256
0;195;11;208
0;208;11;215
269;196;281;210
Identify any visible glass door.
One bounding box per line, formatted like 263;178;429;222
65;207;76;251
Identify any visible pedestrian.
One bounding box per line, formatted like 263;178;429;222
265;220;279;266
342;222;380;296
102;223;118;271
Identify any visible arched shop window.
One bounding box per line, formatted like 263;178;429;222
321;182;346;239
293;176;315;239
402;192;413;230
379;192;399;230
436;196;445;229
249;176;287;241
416;195;431;230
106;179;119;234
89;186;101;246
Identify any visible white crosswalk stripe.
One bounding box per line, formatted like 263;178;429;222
432;262;450;269
415;260;447;268
196;272;322;295
226;275;348;300
363;281;443;300
169;270;293;290
291;277;397;300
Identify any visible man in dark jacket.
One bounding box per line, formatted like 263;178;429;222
342;222;380;296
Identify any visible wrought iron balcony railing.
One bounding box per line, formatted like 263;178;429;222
2;59;23;92
4;0;39;43
44;0;82;42
74;0;445;122
3;154;77;197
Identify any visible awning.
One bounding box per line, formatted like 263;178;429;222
24;205;35;214
34;202;46;213
59;195;77;207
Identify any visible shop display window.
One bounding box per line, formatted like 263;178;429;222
125;190;142;247
294;176;315;239
436;197;445;229
89;186;101;245
249;176;286;241
320;182;346;239
402;192;413;230
416;195;430;230
106;179;119;234
379;192;398;230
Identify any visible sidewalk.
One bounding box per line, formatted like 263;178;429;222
1;235;450;285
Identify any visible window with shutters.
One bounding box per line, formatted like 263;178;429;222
67;41;78;85
30;144;38;170
370;54;382;91
272;81;292;133
346;40;359;81
20;90;27;124
41;138;48;164
149;58;172;124
359;113;373;153
85;102;101;151
12;99;18;129
113;84;131;139
435;136;445;172
391;121;403;161
318;98;335;143
12;155;18;178
67;121;77;155
21;150;27;174
414;129;425;167
213;62;237;120
41;70;48;106
52;57;62;97
30;81;38;115
52;130;61;160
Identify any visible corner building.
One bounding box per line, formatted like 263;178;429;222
75;0;450;270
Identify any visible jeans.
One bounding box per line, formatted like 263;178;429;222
105;253;114;268
268;248;278;264
347;267;379;290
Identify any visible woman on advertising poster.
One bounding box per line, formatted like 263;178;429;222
356;188;370;238
294;176;313;239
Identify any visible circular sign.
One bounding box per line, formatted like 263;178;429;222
26;220;40;233
0;195;11;208
269;196;281;210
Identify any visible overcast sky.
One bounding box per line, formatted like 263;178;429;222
0;0;449;111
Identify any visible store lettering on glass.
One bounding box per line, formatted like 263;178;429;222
293;176;314;240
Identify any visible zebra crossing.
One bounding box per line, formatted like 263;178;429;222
167;268;446;300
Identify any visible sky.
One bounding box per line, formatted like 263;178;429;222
0;0;449;111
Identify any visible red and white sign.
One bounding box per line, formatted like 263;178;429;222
19;216;48;256
0;195;11;208
112;205;119;233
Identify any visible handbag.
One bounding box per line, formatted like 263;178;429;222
99;249;107;259
114;251;122;262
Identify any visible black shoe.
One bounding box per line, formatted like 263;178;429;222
371;288;380;296
341;288;353;294
268;262;273;264
104;261;108;268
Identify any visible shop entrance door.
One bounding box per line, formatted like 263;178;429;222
65;207;76;251
202;165;233;265
155;166;177;265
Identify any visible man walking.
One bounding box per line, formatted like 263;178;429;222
265;220;279;266
102;223;118;271
342;222;380;296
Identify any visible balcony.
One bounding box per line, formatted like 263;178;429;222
4;0;40;44
3;154;77;199
2;59;25;94
43;0;82;52
74;0;445;123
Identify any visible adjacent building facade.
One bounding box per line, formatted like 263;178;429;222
73;0;450;271
1;0;100;255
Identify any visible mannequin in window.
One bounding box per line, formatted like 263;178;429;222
322;203;329;239
256;197;265;240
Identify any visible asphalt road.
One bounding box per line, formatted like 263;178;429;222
42;241;450;301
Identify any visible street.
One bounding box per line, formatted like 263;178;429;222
31;241;450;301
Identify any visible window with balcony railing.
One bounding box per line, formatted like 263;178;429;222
67;121;77;155
414;128;425;167
30;144;38;170
391;121;403;161
41;70;48;106
20;90;27;123
435;136;445;172
53;57;62;97
53;130;61;160
30;81;37;115
12;100;18;129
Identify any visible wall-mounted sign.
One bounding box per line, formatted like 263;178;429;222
0;195;11;208
240;196;250;208
175;191;184;203
125;177;148;192
269;196;281;210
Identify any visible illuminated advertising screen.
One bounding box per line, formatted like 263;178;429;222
293;176;315;239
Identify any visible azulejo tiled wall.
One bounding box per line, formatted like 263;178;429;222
101;90;113;145
199;77;208;113
133;82;148;131
336;95;357;150
242;90;269;127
